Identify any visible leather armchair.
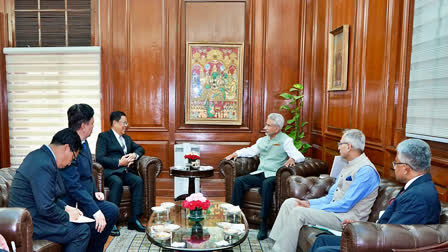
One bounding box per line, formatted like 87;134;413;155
218;157;328;228
289;175;448;252
93;155;162;224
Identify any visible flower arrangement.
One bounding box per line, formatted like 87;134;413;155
182;193;210;210
184;153;200;161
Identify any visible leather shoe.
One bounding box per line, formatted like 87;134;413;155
111;225;120;236
128;219;146;232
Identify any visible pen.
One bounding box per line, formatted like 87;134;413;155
76;202;78;210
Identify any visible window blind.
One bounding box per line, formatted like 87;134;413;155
3;46;102;168
405;0;448;143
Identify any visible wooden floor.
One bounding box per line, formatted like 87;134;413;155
104;196;225;251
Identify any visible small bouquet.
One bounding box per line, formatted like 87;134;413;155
182;193;210;210
184;152;200;161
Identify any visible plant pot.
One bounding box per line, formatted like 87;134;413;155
188;208;204;222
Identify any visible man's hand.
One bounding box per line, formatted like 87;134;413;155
94;212;107;233
65;205;82;221
284;157;296;167
118;155;131;167
127;153;137;161
295;199;310;208
225;153;238;160
95;192;104;201
342;219;355;229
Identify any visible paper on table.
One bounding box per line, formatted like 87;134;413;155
307;224;342;236
199;166;213;171
70;216;95;223
330;156;347;178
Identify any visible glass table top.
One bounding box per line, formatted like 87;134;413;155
146;201;249;251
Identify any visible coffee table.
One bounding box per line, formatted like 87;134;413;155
146;201;249;251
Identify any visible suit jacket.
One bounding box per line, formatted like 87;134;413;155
96;129;145;178
8;145;70;239
60;140;100;217
378;173;441;225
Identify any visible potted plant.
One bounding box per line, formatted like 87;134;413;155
279;83;311;153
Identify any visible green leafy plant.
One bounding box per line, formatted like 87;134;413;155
279;83;311;153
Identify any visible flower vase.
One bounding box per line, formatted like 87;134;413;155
185;159;192;170
188;208;204;222
191;222;203;240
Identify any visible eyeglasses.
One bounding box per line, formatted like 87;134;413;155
392;161;412;170
119;120;128;126
337;142;349;147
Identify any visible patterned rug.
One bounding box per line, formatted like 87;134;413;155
105;227;274;252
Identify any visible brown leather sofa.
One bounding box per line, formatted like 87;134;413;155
0;155;161;252
218;157;328;228
288;175;448;252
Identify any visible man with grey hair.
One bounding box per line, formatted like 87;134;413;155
309;138;440;252
225;113;305;240
269;129;380;252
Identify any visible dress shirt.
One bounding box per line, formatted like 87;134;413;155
309;165;379;213
235;136;305;162
404;174;424;190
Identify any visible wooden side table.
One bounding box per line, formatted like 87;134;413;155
170;167;214;201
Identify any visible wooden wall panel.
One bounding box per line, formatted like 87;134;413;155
129;0;167;129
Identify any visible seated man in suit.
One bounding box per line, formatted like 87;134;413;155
309;138;441;252
224;113;306;240
61;104;119;250
270;129;380;252
96;111;145;234
9;128;90;252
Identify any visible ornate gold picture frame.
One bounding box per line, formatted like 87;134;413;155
327;25;349;91
185;42;244;125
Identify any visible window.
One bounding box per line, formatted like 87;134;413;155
14;0;91;47
4;47;102;167
405;0;448;143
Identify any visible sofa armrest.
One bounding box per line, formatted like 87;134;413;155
93;162;105;193
275;158;329;212
341;222;448;252
0;207;33;252
218;157;260;203
137;156;162;219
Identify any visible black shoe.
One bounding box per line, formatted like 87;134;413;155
128;219;146;232
111;225;120;236
257;222;268;240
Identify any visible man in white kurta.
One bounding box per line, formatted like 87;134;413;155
225;113;305;240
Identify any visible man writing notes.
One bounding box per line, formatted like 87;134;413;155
96;111;145;235
269;129;380;252
225;113;305;240
309;138;441;252
9;128;90;252
60;104;119;249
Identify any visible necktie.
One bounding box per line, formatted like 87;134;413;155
82;142;87;151
120;137;127;154
388;187;405;205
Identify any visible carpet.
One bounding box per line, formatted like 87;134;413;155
105;227;274;252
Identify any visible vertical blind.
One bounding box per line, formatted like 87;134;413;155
3;46;101;168
405;0;448;143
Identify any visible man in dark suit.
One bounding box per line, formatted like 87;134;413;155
60;104;119;250
9;128;90;252
96;111;145;234
309;139;441;252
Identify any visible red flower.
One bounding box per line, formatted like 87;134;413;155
184;154;200;160
182;199;210;211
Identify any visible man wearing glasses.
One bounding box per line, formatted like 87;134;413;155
270;129;380;252
96;111;145;235
308;138;440;252
9;128;90;252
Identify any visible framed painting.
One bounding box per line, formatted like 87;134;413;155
185;42;244;125
327;25;349;91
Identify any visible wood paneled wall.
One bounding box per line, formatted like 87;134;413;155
99;0;304;197
0;0;446;201
0;1;11;168
304;0;448;201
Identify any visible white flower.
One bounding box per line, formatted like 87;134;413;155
186;192;207;202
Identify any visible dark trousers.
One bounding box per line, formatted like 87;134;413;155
309;234;341;252
43;223;90;252
230;173;276;219
86;200;119;252
105;171;143;222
